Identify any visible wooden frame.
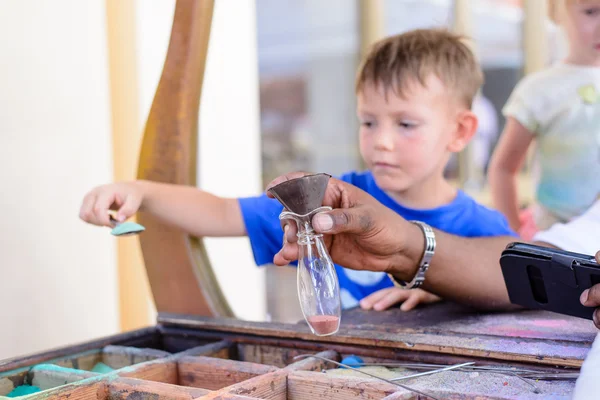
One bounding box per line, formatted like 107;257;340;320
135;0;233;318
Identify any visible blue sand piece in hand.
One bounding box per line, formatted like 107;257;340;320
340;355;363;368
110;221;145;236
6;385;41;397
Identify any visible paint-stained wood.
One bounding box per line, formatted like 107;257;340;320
158;301;597;368
196;394;263;400
103;377;209;400
325;365;574;400
116;359;178;384
201;371;287;400
51;352;102;372
136;0;233;318
0;370;26;396
177;341;233;359
343;303;596;343
102;345;171;369
159;325;553;370
178;356;278;390
287;370;401;400
0;327;158;373
38;381;104;400
0;304;590;400
381;393;419;400
29;365;97;390
0;316;582;400
236;344;308;368
284;350;340;371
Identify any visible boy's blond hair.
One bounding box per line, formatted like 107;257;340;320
355;29;483;109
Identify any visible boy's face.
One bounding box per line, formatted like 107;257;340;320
357;76;466;195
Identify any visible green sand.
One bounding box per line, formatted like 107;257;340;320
3;362;114;398
6;385;41;398
90;362;113;374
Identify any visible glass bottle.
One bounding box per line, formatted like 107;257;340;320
279;206;341;336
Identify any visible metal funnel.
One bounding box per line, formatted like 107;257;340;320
268;173;331;215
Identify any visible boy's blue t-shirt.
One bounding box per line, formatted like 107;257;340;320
238;170;516;309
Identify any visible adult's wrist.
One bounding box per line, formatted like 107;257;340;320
388;220;425;282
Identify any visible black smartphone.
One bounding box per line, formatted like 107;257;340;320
500;242;600;320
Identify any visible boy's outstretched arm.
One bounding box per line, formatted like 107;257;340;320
488;117;535;232
79;180;246;237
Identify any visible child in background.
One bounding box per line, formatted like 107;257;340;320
79;29;515;313
488;0;600;239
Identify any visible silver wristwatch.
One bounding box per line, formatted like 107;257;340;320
387;221;436;289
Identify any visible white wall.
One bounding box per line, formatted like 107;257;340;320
199;0;266;321
134;0;266;322
0;0;119;359
0;0;265;361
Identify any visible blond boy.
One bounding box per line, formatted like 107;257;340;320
80;29;515;312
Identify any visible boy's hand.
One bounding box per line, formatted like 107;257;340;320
79;181;144;227
360;287;441;312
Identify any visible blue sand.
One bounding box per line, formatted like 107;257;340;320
340;355;363;368
6;385;41;397
110;222;145;236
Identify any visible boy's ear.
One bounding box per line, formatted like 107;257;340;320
447;110;478;153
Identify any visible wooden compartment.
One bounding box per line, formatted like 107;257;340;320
0;343;175;397
0;336;578;400
1;304;592;399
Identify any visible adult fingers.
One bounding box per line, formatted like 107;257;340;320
582;284;600;307
312;207;373;235
274;241;299;266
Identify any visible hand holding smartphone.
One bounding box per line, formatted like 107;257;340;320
500;242;600;320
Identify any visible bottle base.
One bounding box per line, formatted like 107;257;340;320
306;315;340;336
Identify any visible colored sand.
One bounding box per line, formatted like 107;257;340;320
340;355;363;368
6;385;41;398
307;315;339;335
110;222;145;236
91;362;113;373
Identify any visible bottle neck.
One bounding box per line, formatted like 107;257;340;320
279;206;332;246
297;220;320;245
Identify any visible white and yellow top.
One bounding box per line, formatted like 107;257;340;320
503;62;600;225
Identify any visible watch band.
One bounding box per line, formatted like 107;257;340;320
387;221;436;289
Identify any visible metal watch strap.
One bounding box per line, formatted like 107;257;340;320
387;221;436;289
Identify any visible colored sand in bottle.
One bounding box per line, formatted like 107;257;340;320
307;315;339;335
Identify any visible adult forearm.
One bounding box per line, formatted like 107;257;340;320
393;229;516;310
136;180;245;237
